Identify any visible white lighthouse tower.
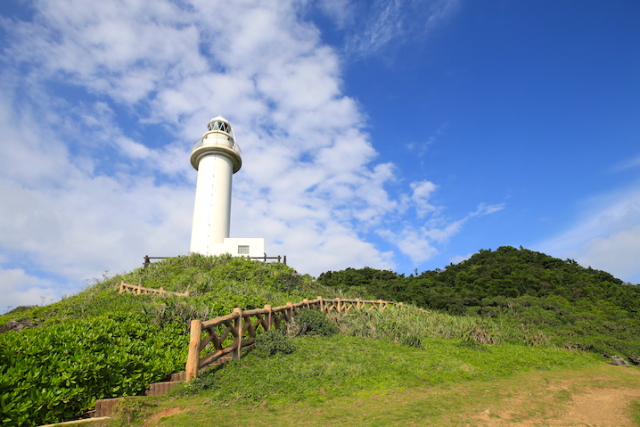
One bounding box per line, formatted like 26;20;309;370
189;116;264;257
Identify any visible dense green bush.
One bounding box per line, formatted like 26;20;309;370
254;330;296;356
0;314;187;426
292;309;338;337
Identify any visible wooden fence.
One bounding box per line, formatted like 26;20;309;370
185;297;400;381
119;281;190;297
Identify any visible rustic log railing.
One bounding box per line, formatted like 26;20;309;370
119;281;190;297
185;297;400;381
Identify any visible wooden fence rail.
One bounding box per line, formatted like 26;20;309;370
185;297;400;381
119;281;190;297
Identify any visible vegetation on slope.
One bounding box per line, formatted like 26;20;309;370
2;248;638;426
109;334;601;426
318;246;640;361
0;254;331;427
112;362;640;427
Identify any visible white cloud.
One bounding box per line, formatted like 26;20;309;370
378;201;504;264
0;0;402;301
0;268;60;314
537;186;640;283
449;253;472;265
378;228;439;264
572;225;640;283
410;180;438;217
0;0;496;308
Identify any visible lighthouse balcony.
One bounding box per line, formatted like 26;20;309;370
192;135;242;156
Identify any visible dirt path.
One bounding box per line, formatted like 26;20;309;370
471;369;640;426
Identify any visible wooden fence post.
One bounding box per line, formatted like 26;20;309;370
186;320;202;382
318;296;324;313
283;255;287;265
265;304;272;330
233;308;243;360
286;302;293;321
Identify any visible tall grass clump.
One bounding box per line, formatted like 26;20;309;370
335;305;550;347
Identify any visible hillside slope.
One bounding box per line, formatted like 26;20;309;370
0;254;332;427
318;246;640;360
2;249;639;426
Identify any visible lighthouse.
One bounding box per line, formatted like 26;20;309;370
189;116;264;257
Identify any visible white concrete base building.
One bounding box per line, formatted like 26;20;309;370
207;238;265;258
189;116;265;258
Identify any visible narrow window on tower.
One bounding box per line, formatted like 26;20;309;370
238;245;249;255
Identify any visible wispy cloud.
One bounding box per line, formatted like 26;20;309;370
378;201;504;264
405;122;449;157
611;153;640;173
317;0;356;29
345;0;459;58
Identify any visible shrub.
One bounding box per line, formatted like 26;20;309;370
291;309;338;337
254;329;295;356
0;315;187;427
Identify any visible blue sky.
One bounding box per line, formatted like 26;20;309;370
1;0;639;312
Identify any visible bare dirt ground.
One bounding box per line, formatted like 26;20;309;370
470;369;640;426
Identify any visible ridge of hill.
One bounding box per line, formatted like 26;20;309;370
319;246;639;312
318;245;640;361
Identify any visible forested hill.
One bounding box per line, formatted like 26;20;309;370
318;246;640;315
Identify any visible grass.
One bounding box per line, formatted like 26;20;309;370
0;254;342;329
631;400;640;426
2;254;638;426
335;304;549;347
103;334;608;426
107;362;640;427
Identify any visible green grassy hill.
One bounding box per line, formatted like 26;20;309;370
319;246;640;361
1;249;639;426
0;254;333;426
